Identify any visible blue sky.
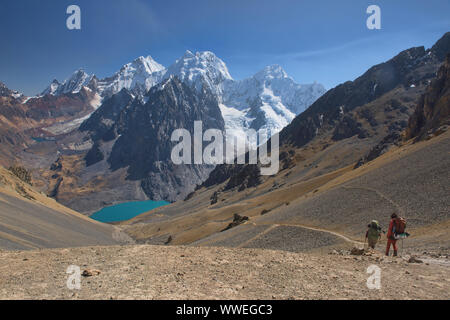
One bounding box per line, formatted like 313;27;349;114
0;0;449;96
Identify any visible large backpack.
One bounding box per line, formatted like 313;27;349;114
369;220;381;230
393;217;407;235
367;220;381;239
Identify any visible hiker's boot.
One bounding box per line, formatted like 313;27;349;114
393;250;398;257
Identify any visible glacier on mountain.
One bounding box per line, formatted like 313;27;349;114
161;51;326;139
42;51;326;139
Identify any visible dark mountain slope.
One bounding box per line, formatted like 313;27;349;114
107;77;225;200
79;88;135;142
281;33;450;148
406;53;450;140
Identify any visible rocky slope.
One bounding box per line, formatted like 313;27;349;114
281;33;450;149
0;81;99;166
25;87;98;122
406;53;450;140
0;244;448;300
0;165;132;250
0;84;31;165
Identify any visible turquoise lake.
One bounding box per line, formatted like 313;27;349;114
32;137;55;142
90;200;170;223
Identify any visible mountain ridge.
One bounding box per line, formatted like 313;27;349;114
40;50;325;139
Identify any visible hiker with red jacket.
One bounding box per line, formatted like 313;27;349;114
386;213;409;256
386;213;400;256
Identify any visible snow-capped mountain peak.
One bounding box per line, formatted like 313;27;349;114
42;56;166;99
181;50;195;59
0;81;23;99
254;64;289;81
220;63;326;138
42;69;92;96
164;51;232;95
41;80;60;96
122;55;164;76
41;51;325;144
95;55;165;98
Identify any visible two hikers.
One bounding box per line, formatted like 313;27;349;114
365;220;382;249
365;213;408;256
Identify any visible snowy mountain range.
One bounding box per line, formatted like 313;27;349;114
42;51;326;138
42;56;165;98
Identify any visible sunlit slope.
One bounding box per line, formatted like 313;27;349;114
0;166;131;250
122;131;449;252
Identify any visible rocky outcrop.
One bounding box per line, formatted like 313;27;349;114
430;32;450;61
210;191;219;205
201;164;244;188
354;132;401;168
406;54;450;141
332;115;367;141
48;176;63;198
84;142;104;167
200;162;262;193
79;88;135;141
8;166;33;185
224;165;261;192
221;214;249;232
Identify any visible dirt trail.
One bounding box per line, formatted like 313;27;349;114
238;222;363;249
237;225;279;248
268;223;362;245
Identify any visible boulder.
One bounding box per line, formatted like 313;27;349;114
82;269;101;277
